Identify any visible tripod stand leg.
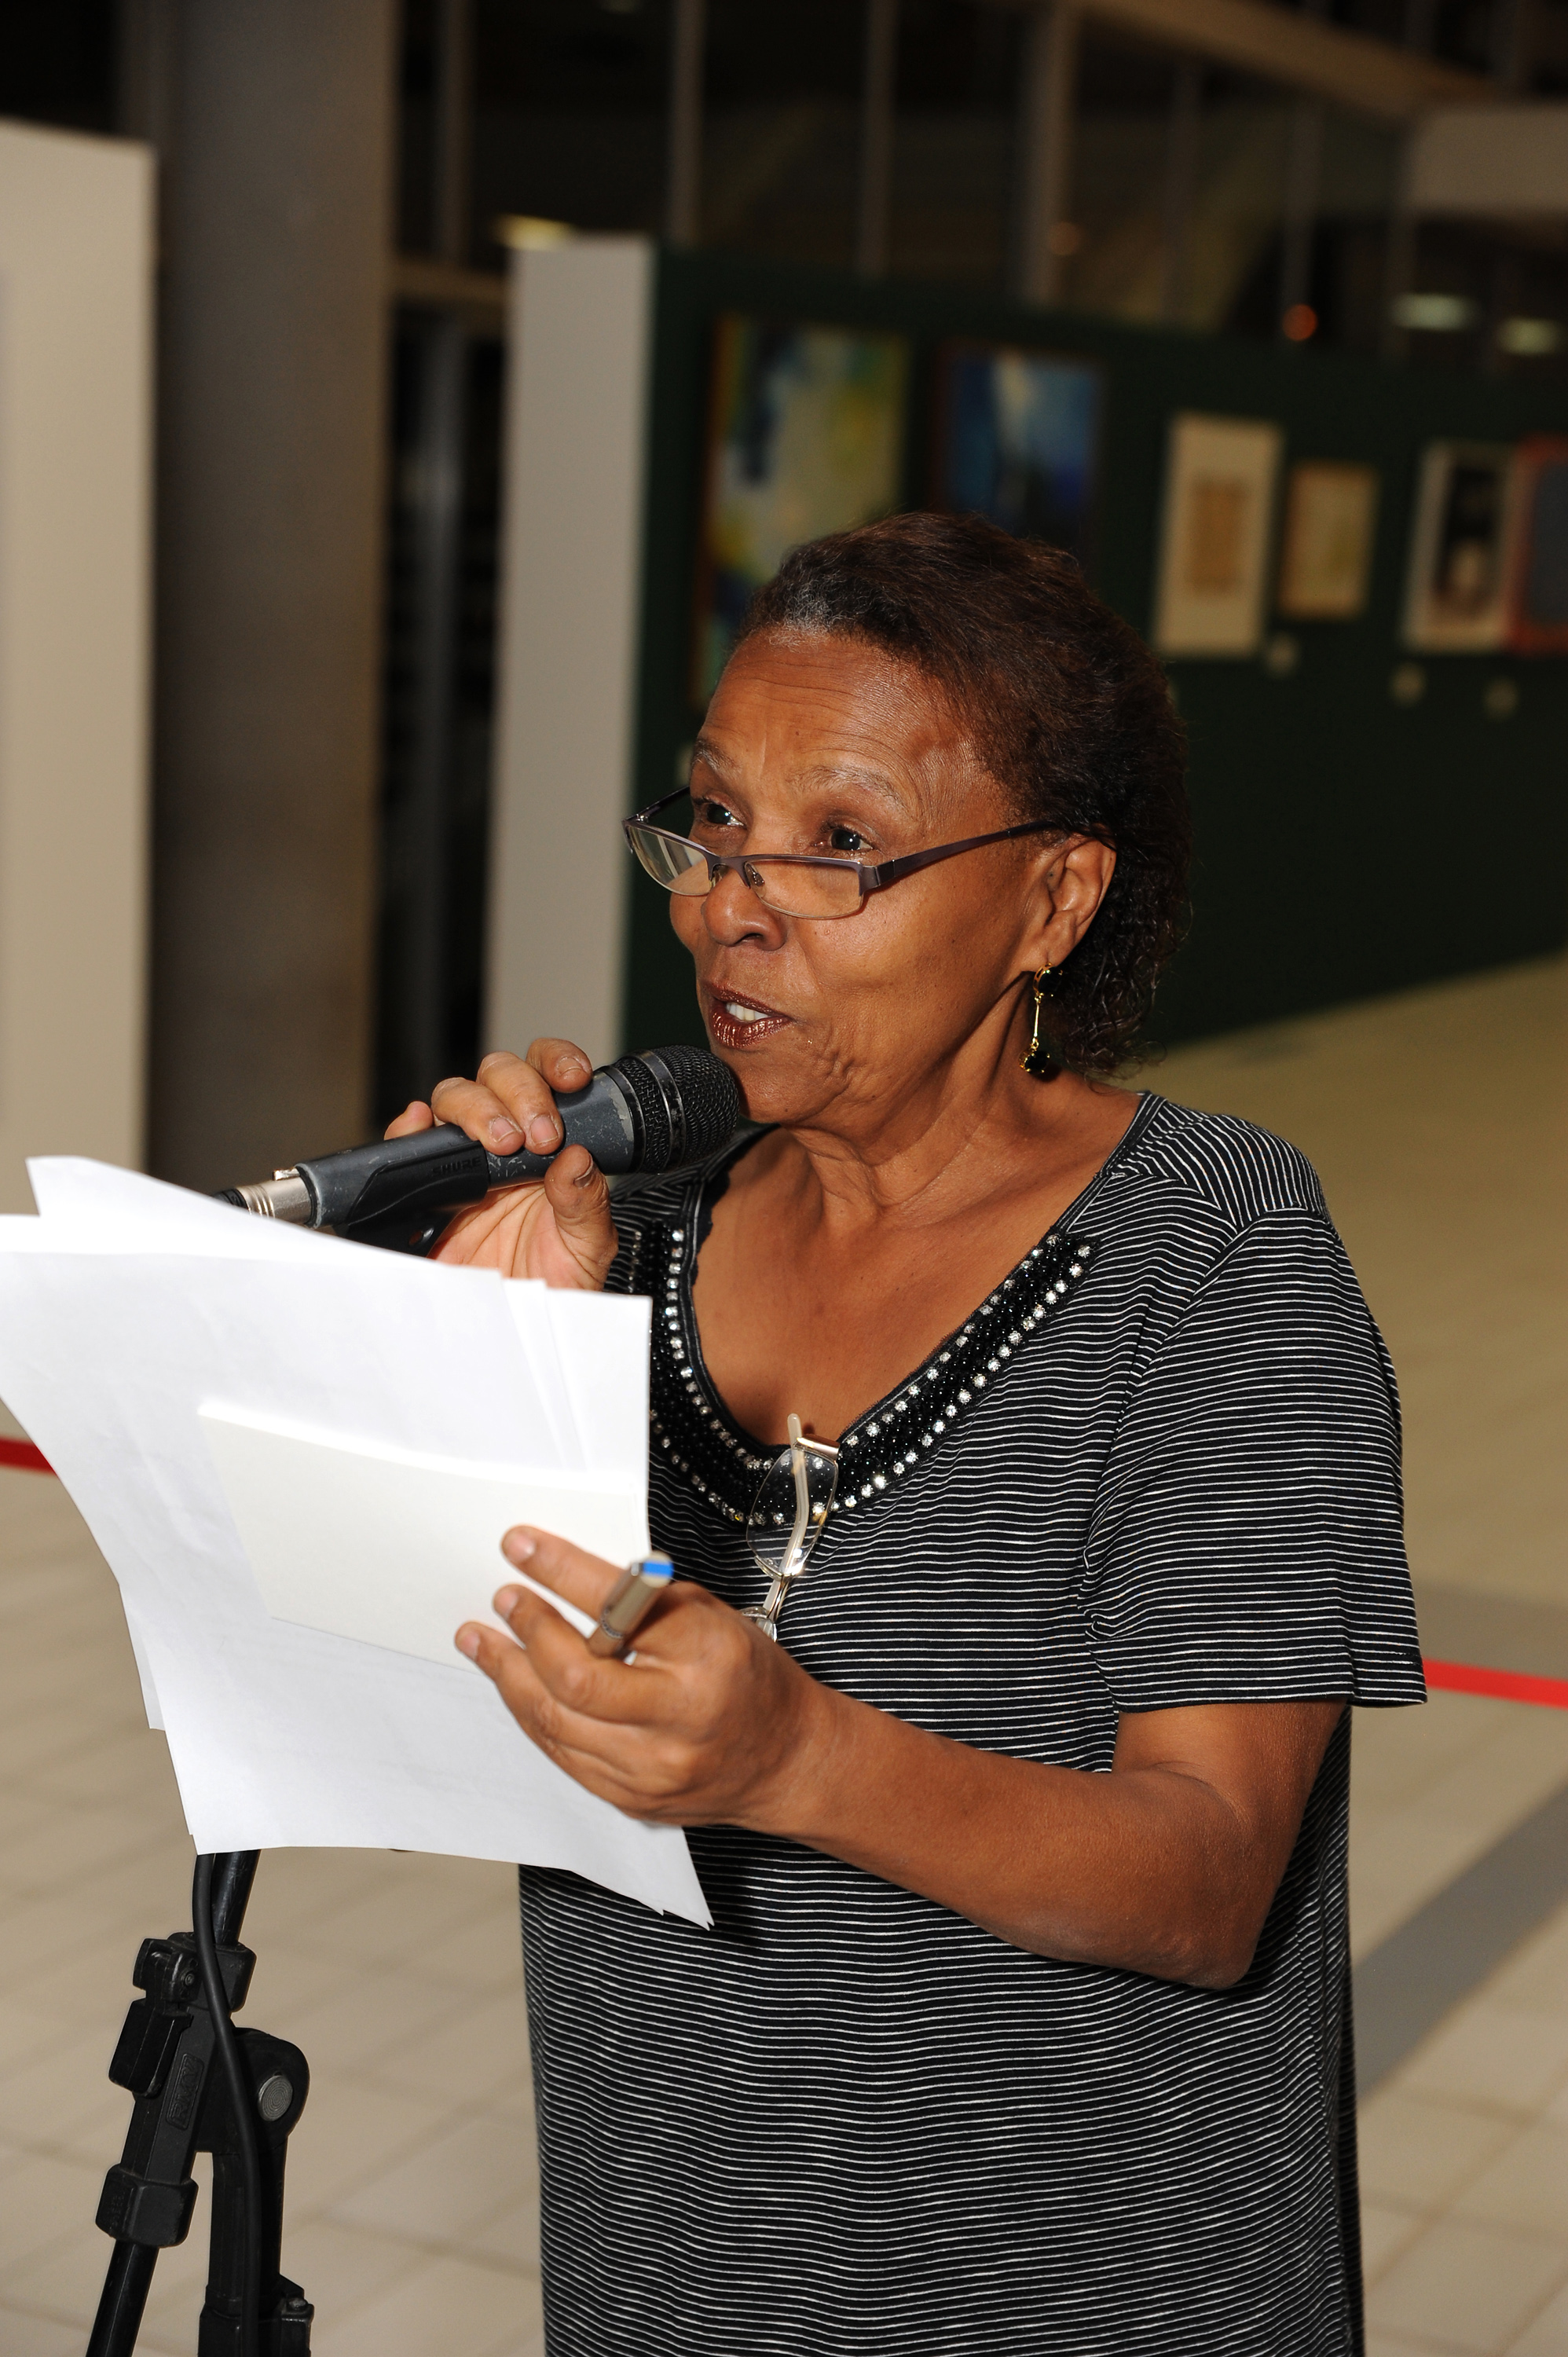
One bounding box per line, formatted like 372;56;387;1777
84;1853;310;2356
86;2240;159;2357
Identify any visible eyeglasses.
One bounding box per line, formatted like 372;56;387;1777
743;1415;839;1640
625;788;1059;921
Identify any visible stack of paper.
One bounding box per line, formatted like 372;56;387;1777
0;1160;709;1924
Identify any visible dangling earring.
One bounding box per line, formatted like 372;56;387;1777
1020;966;1056;1079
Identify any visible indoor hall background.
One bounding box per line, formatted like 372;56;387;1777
0;2;1566;2352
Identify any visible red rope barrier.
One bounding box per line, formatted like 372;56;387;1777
0;1438;51;1474
1423;1657;1568;1711
2;1442;1564;1708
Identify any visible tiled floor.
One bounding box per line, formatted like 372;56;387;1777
1;952;1564;2354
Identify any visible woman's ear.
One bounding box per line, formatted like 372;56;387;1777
1031;837;1116;967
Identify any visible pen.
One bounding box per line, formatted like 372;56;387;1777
587;1555;675;1658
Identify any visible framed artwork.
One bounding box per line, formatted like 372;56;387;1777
1401;441;1522;653
1507;435;1568;654
1275;462;1379;621
932;344;1101;566
1152;414;1284;658
691;316;910;701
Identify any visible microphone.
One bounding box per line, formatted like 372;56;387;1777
214;1043;741;1255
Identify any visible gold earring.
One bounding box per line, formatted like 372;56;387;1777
1020;966;1055;1079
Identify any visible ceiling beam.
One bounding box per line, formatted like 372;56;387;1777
990;0;1494;121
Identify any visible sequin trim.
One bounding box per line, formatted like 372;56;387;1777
641;1215;1096;1527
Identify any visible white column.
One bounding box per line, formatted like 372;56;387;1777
0;124;154;1211
487;240;656;1068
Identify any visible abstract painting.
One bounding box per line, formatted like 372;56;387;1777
934;345;1101;564
693;317;910;701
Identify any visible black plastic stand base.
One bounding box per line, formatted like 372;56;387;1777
86;1853;313;2357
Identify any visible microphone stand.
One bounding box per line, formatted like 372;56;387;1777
85;1851;313;2356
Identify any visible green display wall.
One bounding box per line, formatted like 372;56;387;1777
622;248;1568;1058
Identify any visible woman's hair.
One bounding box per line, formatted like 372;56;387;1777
734;511;1190;1073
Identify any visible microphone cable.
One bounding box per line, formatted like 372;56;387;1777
193;1853;262;2357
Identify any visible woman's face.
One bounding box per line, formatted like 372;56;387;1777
671;629;1111;1134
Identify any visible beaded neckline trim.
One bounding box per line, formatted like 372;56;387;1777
630;1208;1096;1529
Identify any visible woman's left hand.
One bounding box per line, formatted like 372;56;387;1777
456;1528;830;1829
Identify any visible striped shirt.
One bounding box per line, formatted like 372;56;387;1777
518;1093;1424;2355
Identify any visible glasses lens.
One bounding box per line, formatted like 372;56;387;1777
746;860;864;920
628;823;711;898
746;1438;838;1581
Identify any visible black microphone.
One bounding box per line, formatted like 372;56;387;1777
214;1043;741;1255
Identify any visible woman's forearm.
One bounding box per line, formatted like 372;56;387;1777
760;1681;1339;1989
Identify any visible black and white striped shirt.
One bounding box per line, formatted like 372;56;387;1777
519;1094;1424;2355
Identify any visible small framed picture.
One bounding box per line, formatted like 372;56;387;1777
1401;441;1522;653
691;315;910;703
1275;462;1379;621
932;344;1102;568
1507;434;1568;654
1152;414;1284;658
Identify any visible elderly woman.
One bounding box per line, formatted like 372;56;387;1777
393;513;1423;2355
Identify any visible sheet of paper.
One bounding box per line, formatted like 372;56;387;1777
199;1404;645;1667
0;1161;709;1925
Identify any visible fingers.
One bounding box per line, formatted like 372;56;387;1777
500;1527;624;1618
539;1148;618;1285
384;1100;434;1140
422;1042;594;1160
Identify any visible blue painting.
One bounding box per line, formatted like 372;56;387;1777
937;346;1101;564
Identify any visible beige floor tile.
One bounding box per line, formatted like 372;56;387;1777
1358;2091;1517;2213
269;2215;430;2328
1392;1996;1568;2121
328;2251;544;2357
279;2072;456;2214
364;1981;533;2108
1365;2336;1460;2356
0;2304;91;2355
416;1898;528;1994
1367;2216;1568;2352
330;2108;535;2249
1361;2198;1429;2286
1511;2275;1568;2355
0;2003;75;2081
273;1862;503;1969
1453;2120;1568;2239
1;2216;125;2330
0;2152;108;2274
1485;1904;1568;2018
278;1963;489;2077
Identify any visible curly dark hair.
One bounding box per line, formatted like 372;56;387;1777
734;511;1190;1072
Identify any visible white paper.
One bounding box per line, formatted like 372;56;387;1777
0;1159;709;1925
198;1403;644;1667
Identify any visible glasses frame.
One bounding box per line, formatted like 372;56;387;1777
624;787;1060;920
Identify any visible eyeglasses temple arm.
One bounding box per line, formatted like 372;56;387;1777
864;817;1057;893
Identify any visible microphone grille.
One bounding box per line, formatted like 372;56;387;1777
634;1044;742;1171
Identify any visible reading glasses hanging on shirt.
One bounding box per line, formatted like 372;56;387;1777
625;787;1059;922
743;1415;839;1640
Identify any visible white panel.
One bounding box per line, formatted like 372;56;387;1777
487;237;654;1069
0;123;153;1210
1409;105;1568;215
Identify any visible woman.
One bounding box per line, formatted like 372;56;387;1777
394;514;1423;2355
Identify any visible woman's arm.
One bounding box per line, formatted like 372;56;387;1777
459;1530;1343;1990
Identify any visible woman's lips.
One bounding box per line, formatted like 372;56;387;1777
704;988;790;1049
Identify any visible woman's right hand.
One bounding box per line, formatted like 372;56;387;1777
385;1041;618;1290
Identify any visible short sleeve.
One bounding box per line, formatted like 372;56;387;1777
1079;1208;1426;1710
